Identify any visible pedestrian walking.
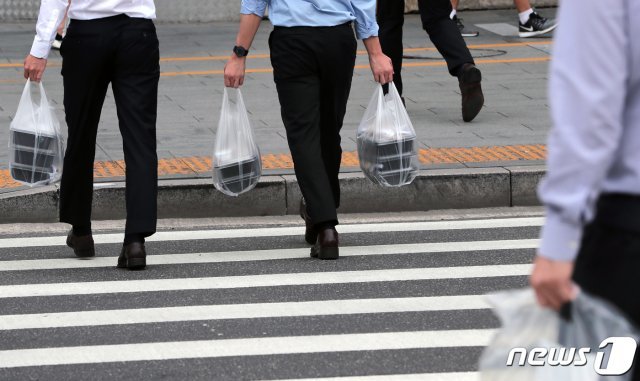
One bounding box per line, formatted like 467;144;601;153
450;0;557;38
377;0;484;122
23;0;160;270
531;0;640;378
224;0;394;260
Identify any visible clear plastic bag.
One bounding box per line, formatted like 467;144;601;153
479;288;639;381
212;87;262;197
9;80;64;187
357;82;419;187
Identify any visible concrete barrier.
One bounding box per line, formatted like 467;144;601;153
0;167;545;223
1;0;558;22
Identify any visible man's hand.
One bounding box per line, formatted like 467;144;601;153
530;255;577;311
24;54;47;82
368;52;394;85
224;55;246;88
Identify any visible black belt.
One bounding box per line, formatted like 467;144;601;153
596;193;640;232
273;21;353;31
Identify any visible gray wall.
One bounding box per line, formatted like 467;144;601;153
1;0;558;23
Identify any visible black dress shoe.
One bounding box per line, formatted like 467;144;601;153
310;227;339;260
66;230;95;258
458;63;484;122
299;198;318;245
117;242;147;270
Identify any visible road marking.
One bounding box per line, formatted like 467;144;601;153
0;41;552;69
270;372;479;381
476;23;520;37
0;217;543;249
0;239;539;271
160;56;550;77
0;295;491;330
0;329;494;368
0;265;531;298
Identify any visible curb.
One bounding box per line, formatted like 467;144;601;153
0;166;546;223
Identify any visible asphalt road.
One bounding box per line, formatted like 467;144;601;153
0;209;543;380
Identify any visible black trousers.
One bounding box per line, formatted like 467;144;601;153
269;23;357;227
572;194;640;380
59;15;159;236
377;0;475;95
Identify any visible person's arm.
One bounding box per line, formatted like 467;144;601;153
24;0;69;82
531;0;629;310
224;0;266;88
351;0;393;84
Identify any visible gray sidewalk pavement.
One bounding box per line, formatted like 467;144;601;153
0;8;555;168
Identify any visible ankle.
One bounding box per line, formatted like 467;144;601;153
72;225;92;236
124;233;145;246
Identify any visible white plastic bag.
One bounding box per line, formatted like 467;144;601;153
479;288;638;381
356;82;418;187
212;87;261;197
9;80;64;187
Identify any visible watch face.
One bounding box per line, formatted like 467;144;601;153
234;46;248;57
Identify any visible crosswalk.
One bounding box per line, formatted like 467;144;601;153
0;216;542;380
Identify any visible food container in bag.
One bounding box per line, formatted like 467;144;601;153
357;82;418;187
8;80;64;186
212;87;262;196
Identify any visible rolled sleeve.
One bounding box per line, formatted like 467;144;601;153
538;210;583;261
240;0;268;17
350;0;379;39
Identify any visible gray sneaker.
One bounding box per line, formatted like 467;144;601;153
519;12;557;38
453;15;479;37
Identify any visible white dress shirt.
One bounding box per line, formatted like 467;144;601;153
538;0;640;261
30;0;156;59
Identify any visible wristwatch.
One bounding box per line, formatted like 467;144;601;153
233;45;249;58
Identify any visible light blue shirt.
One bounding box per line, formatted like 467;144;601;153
538;0;640;261
240;0;378;40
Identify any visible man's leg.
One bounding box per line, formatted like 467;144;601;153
317;25;357;213
419;0;484;122
377;0;405;95
59;22;111;235
418;0;474;77
111;19;160;241
270;29;338;227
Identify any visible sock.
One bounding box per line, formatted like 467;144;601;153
450;9;457;20
519;8;535;24
124;233;145;245
72;225;91;236
55;33;63;41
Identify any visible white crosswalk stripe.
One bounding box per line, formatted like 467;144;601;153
0;217;543;248
0;329;495;368
0;216;538;379
0;239;539;271
0;295;491;330
0;265;531;298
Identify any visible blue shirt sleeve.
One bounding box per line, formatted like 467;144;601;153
240;0;268;17
350;0;379;39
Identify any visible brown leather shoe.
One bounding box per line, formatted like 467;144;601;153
299;198;318;245
459;63;484;122
66;230;95;258
310;227;339;260
117;242;147;270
